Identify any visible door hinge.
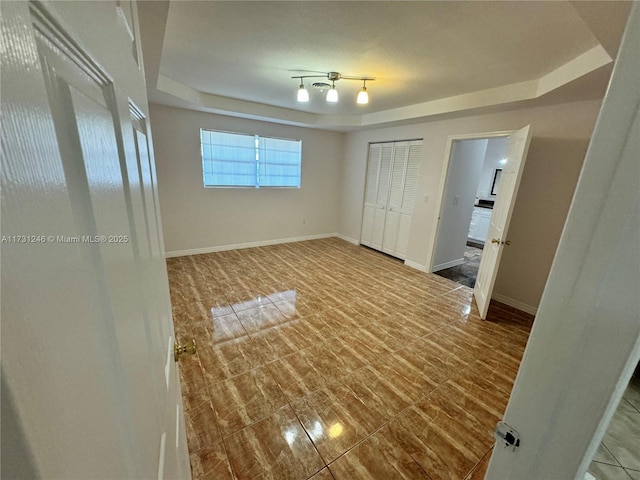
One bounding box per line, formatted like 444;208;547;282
495;421;520;451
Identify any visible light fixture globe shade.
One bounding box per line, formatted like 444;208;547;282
326;87;338;103
357;87;369;104
297;86;309;102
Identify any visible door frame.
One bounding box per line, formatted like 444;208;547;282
427;130;514;273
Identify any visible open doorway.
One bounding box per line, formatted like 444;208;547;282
432;135;510;287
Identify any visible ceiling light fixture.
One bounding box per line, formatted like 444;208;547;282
326;81;339;103
292;71;375;105
297;79;309;102
357;80;369;105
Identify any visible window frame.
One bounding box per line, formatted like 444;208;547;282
200;128;302;189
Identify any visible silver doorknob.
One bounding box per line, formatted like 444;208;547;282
174;339;197;361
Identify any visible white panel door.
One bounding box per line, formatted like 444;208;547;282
361;144;382;246
371;143;394;250
473;125;531;318
382;142;409;255
1;2;190;478
487;6;639;477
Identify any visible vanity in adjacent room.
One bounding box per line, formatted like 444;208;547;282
468;199;494;245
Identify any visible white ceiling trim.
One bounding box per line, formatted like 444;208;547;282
156;46;612;130
535;45;611;96
363;45;612;127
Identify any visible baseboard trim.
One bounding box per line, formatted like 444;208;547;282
165;233;336;258
492;292;538;316
404;260;428;272
433;258;464;272
335;234;359;245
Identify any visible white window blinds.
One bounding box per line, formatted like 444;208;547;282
201;129;301;188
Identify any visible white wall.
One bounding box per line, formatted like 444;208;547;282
151;99;600;311
477;136;510;199
432;139;488;270
339;99;602;311
149;104;344;255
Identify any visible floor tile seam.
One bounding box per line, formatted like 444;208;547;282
592;458;622;467
443;380;509;421
215;401;293;441
218;427;242;480
322;405;427;475
322;382;453;470
403;413;492;469
265;332;361;368
464;446;493;480
597;442;620;463
466;358;520;387
188;437;235;480
340;375;419;430
404;454;436;480
275;365;332;474
415;389;499;449
600;440;638;472
621;397;640;414
272;357;383;407
207;370;285;427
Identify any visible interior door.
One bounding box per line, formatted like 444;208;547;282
473;125;531;318
361;144;382;247
487;5;638;477
382;142;409;255
371;143;394;250
395;141;422;258
1;2;190;478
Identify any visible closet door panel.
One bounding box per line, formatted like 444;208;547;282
371;144;393;250
401;142;422;214
394;142;422;258
360;144;382;246
396;215;412;259
382;143;407;255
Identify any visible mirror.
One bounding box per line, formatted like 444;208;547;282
491;169;502;196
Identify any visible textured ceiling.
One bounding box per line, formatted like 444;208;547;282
141;1;632;130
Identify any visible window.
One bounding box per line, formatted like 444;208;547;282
200;129;302;188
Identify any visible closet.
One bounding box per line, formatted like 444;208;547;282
360;140;422;259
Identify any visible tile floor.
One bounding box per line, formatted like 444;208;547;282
434;245;483;288
588;376;640;480
167;238;534;480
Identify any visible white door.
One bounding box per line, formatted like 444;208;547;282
395;141;422;258
473;125;531;318
381;140;422;259
361;142;394;249
371;144;394;250
487;5;639;478
1;2;190;478
361;144;382;247
382;142;409;255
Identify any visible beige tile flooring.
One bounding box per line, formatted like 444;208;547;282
589;376;640;480
167;238;533;480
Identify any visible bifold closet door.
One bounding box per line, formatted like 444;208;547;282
361;143;393;249
394;141;422;258
381;140;422;258
381;143;408;255
361;140;422;259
